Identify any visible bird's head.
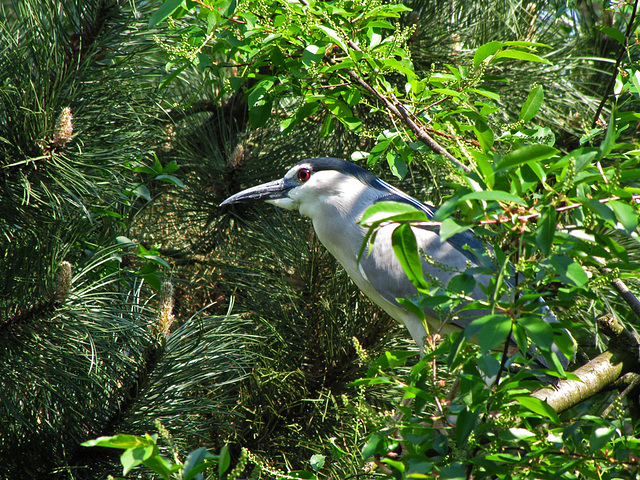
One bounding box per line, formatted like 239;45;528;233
220;157;387;218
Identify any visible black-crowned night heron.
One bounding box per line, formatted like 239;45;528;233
221;157;571;367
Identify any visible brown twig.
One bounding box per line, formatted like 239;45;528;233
403;193;640;228
323;55;472;173
591;0;639;128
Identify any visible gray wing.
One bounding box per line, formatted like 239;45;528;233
358;194;495;331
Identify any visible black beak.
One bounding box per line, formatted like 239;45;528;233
220;178;294;206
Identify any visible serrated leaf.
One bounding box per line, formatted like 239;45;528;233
519;85;544;122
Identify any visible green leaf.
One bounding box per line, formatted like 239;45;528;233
473;41;504;68
589;426;617;452
519;315;553;351
499;427;536;441
504;41;551;48
362;433;384;459
515;396;559;423
285;471;318;479
437;462;467;480
609;200;638;233
149;0;185;28
310;454;326;472
302;44;324;66
121;445;156;475
471;151;495;189
473;116;494;153
496;144;558;171
314;25;348;52
458;190;526;206
439;217;471;242
81;434;148;449
156;174;185;188
144;455;174;480
519;85;544;122
431;88;461;97
598;26;626;45
182;447;208;480
455;407;481;447
535;207;556;256
219;445;231;477
133;185;152;201
549;255;588;287
599;111;618;158
494;50;547;63
392;224;427;290
465;314;512;351
579;198;617;225
387;151;407;179
360;201;429;226
447;273;476;295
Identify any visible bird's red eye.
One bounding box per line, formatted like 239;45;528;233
297;168;311;182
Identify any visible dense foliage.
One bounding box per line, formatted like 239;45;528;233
1;0;639;479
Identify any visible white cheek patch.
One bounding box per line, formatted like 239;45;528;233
266;197;297;210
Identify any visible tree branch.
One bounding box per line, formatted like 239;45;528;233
591;0;639;128
324;56;471;173
532;315;640;412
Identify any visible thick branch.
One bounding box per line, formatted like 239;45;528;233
611;277;640;321
532;315;640;412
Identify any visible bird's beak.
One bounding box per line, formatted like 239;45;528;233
220;178;295;206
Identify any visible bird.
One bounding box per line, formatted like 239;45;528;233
221;157;571;368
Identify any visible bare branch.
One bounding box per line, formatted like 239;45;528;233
591;0;639;128
324;56;472;173
532;315;640;413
